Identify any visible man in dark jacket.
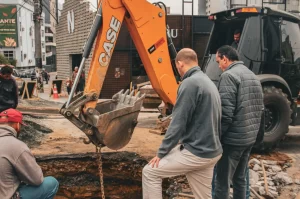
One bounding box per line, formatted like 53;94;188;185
0;108;59;199
231;29;241;49
213;45;264;199
0;66;19;112
142;48;223;199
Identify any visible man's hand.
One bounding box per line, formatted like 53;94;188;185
148;156;161;168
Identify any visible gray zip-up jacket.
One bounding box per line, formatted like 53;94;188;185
157;66;223;159
0;126;44;199
218;61;264;146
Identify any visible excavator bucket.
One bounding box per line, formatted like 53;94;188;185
87;90;145;150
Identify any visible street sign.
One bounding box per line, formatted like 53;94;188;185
0;5;18;47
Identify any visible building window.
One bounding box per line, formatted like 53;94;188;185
42;53;45;61
42;42;45;48
21;51;23;62
167;7;170;14
41;30;44;37
29;26;32;36
3;51;14;60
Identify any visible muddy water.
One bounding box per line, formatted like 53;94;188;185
36;152;172;199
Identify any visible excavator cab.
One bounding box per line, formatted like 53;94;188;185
60;0;179;150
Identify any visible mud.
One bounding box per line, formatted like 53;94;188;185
19;115;53;147
251;151;293;165
36;152;173;199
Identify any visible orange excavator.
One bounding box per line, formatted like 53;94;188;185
60;0;180;150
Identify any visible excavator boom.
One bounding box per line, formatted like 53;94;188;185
60;0;179;149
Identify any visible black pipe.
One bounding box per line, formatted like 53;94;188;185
82;6;103;58
166;25;177;61
166;25;180;78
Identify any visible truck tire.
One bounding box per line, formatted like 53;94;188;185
263;86;291;150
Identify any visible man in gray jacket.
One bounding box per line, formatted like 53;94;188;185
213;45;264;199
142;48;223;199
0;108;59;199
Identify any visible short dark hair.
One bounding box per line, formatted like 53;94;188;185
234;29;241;35
217;45;239;61
0;66;13;75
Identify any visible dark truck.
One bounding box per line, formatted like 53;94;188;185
202;7;300;151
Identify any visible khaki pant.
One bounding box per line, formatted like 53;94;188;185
142;145;221;199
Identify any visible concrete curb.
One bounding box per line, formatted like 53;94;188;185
17;106;60;114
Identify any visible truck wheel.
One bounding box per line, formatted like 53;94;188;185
263;86;291;150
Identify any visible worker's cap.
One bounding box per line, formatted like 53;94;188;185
0;109;27;126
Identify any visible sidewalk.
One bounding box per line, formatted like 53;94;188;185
37;82;158;112
37;82;68;104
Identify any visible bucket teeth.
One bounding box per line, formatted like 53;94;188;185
91;89;146;150
113;89;145;107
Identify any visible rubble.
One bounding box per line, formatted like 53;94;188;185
249;169;259;185
253;164;262;171
272;165;283;172
248;154;294;199
273;172;293;185
249;158;261;165
164;153;295;199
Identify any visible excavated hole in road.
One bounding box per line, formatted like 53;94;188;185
36;152;180;199
18;115;190;198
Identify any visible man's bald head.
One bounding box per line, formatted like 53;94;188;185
175;48;198;65
175;48;199;77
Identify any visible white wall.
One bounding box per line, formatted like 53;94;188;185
206;0;228;15
18;5;35;67
146;0;199;15
0;0;46;68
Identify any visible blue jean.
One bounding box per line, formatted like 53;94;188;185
18;176;59;199
212;160;250;199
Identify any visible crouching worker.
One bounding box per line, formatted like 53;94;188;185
142;48;223;199
0;109;59;199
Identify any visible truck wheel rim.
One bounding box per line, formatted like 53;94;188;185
265;105;279;134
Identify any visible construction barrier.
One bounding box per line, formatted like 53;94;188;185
52;84;59;99
20;81;39;100
49;79;67;97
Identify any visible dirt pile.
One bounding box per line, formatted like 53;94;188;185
18;115;53;147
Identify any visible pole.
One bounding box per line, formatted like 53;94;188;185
56;0;59;23
33;0;44;92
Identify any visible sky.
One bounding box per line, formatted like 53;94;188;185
58;0;200;15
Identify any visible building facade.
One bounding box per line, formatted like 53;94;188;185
57;0;212;98
0;0;46;68
43;0;58;71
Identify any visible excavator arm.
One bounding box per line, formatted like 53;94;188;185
60;0;179;150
